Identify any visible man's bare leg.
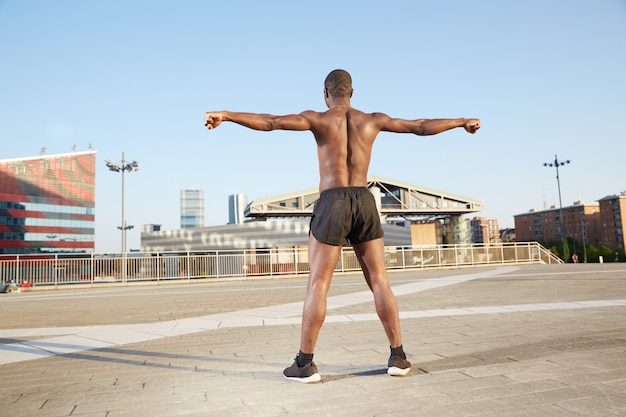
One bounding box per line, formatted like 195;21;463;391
300;234;343;352
353;238;402;346
353;238;410;375
283;234;341;383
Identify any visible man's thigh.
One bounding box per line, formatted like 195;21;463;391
352;238;388;279
308;234;342;283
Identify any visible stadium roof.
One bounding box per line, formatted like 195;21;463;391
244;176;483;220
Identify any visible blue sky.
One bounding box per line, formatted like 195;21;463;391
1;0;625;253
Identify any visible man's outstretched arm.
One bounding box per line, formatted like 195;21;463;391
204;111;313;131
380;117;480;135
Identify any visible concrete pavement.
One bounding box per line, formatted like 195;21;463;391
0;263;625;416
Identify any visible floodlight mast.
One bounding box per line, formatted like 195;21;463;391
543;154;571;261
105;152;139;255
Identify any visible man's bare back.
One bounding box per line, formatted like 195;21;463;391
302;106;379;192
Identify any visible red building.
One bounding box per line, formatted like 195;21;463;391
0;151;96;254
514;201;602;248
598;193;626;250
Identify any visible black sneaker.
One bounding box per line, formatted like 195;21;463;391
283;360;321;383
387;355;411;376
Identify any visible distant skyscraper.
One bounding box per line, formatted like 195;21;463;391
229;194;247;224
180;189;204;229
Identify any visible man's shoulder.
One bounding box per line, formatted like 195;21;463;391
347;108;389;118
299;109;325;119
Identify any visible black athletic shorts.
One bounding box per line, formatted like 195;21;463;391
309;187;384;246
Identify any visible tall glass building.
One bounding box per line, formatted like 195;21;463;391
180;189;204;229
228;193;247;224
0;151;96;254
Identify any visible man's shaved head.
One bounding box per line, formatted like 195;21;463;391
324;69;353;98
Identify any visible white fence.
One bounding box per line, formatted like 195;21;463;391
0;242;562;289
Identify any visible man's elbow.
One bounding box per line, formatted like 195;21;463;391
412;125;428;135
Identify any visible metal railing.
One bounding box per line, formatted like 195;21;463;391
0;242;562;289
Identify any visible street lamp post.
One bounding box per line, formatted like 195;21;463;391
105;152;139;254
581;218;588;263
117;222;134;252
543;154;570;262
46;234;57;253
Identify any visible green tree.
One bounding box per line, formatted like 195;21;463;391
586;244;599;262
598;245;613;262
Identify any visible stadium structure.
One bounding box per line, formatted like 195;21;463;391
141;176;483;253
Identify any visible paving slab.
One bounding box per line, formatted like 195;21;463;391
0;263;625;416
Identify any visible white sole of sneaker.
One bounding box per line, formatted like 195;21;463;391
387;366;410;376
284;373;321;383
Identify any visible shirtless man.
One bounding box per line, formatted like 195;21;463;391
205;69;480;383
